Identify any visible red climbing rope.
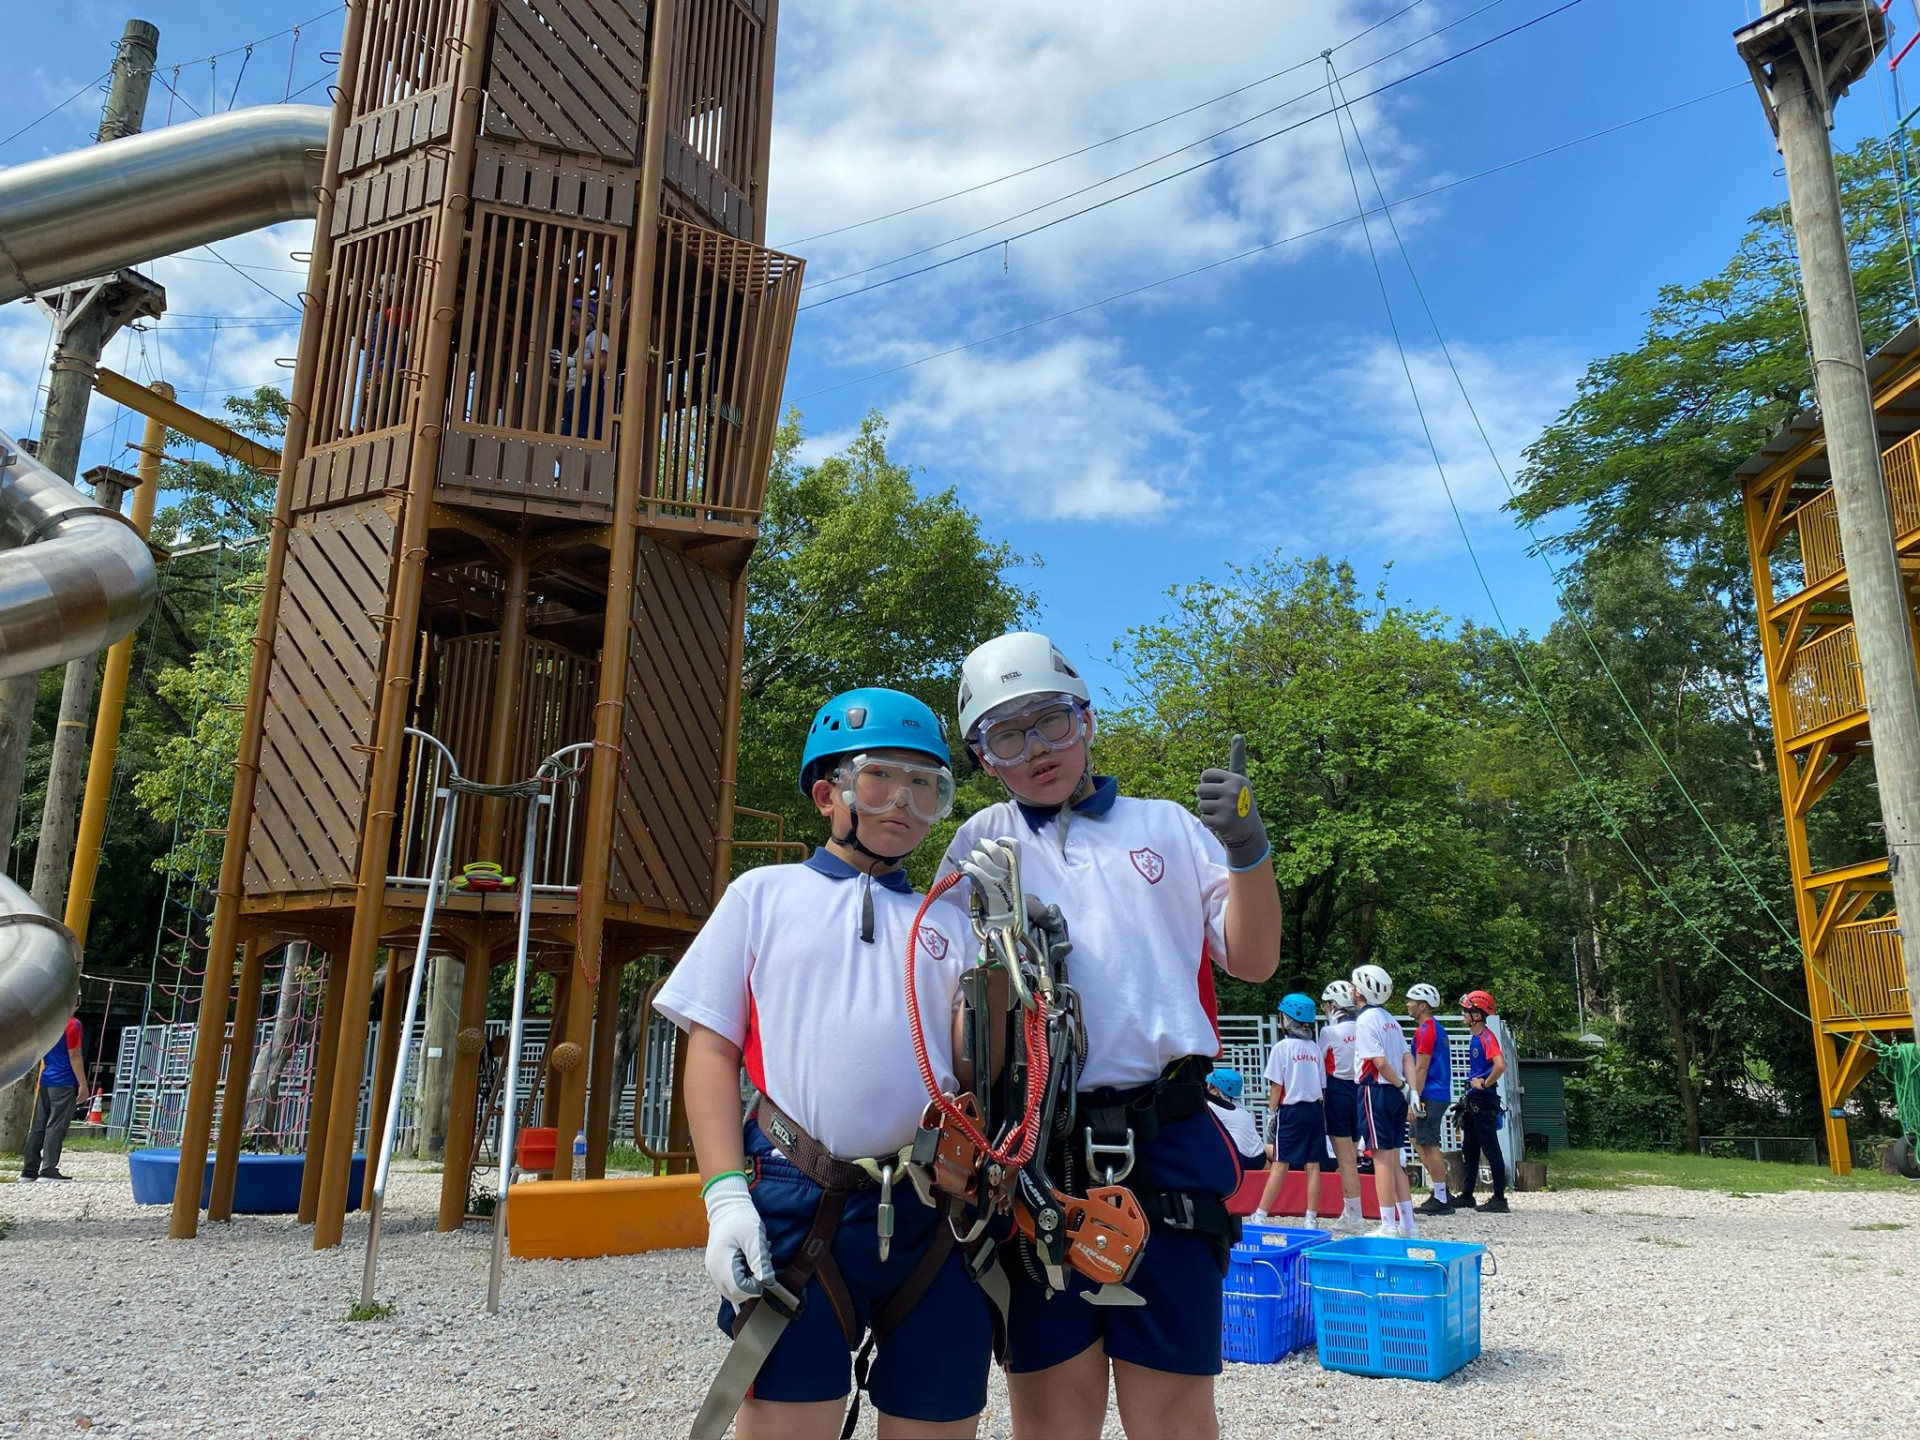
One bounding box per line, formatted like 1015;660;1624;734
904;871;1050;1170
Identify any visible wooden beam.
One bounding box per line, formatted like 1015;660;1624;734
94;367;281;473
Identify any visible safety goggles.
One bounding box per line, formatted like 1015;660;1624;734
835;753;956;823
976;701;1088;767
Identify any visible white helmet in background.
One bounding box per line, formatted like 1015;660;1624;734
1351;964;1393;1007
1321;980;1355;1011
1407;983;1441;1008
957;631;1091;739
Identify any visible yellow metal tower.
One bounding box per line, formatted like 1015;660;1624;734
1736;320;1920;1172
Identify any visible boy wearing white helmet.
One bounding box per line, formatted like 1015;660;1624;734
1350;963;1417;1238
940;631;1282;1440
1406;982;1454;1215
1317;980;1365;1229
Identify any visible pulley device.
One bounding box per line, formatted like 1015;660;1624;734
906;838;1150;1305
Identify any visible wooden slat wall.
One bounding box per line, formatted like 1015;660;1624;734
473;140;638;226
484;0;648;163
244;501;398;895
611;538;729;915
306;214;436;455
661;0;764;236
642;217;802;528
341;0;464;175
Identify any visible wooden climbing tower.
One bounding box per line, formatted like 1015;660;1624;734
170;0;802;1246
1736;319;1920;1173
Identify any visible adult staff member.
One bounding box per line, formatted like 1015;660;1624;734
1455;990;1509;1214
939;631;1282;1440
21;1009;89;1183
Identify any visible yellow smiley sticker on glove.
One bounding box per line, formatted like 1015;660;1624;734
1237;787;1251;818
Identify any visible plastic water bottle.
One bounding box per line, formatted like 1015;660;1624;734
572;1131;587;1182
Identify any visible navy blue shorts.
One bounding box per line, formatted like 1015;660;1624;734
718;1122;992;1422
1271;1102;1327;1168
1358;1082;1408;1154
1004;1105;1245;1377
1323;1076;1362;1142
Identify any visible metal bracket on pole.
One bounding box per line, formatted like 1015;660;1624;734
1736;0;1887;137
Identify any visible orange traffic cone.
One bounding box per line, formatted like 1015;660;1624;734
85;1093;104;1124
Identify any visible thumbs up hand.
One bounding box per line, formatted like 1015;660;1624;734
1197;734;1269;871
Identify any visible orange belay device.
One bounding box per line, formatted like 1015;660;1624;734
905;839;1150;1304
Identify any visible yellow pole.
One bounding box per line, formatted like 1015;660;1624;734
65;384;171;947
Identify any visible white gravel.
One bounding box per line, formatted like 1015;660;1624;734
1;1152;1915;1438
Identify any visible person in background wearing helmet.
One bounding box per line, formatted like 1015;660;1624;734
1456;991;1510;1214
1317;980;1366;1228
1204;1068;1267;1168
660;690;992;1439
1406;983;1455;1216
1251;994;1326;1227
1351;964;1418;1238
939;631;1282;1440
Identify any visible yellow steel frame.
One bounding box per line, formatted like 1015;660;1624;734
1740;355;1920;1174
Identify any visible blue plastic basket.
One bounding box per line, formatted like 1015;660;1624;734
1304;1236;1489;1381
1221;1223;1330;1363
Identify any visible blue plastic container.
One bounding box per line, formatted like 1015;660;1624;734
1304;1235;1487;1381
1222;1223;1330;1363
128;1149;366;1214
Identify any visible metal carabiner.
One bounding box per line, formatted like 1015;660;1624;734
1084;1128;1136;1187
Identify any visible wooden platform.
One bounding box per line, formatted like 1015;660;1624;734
506;1173;706;1260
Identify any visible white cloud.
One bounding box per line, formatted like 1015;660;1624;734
888;333;1195;522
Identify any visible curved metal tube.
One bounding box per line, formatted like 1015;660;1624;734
0;105;330;304
0;430;159;678
0;875;80;1088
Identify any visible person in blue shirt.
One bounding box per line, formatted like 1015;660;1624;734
21;1011;88;1182
1455;990;1509;1214
1406;983;1455;1216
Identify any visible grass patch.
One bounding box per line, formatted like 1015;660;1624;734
1634;1235;1691;1249
1853;1221;1908;1232
345;1299;395;1322
1551;1148;1913;1195
604;1143;658;1175
0;1134;129;1161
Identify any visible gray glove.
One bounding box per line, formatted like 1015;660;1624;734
1197;734;1270;870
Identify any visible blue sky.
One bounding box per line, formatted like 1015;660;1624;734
1;1;1904;703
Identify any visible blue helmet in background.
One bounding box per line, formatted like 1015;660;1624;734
799;688;951;795
1207;1067;1244;1102
1279;992;1318;1026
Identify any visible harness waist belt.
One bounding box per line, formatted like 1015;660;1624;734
1077;1054;1211;1147
757;1096;890;1192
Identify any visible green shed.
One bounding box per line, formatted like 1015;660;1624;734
1517;1058;1583;1152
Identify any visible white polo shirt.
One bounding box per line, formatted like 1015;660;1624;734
1209;1100;1265;1162
936;777;1231;1090
1321;1014;1358;1083
1264;1034;1325;1106
1353;1004;1410;1086
655;849;968;1160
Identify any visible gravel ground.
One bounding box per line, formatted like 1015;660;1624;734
0;1152;1914;1439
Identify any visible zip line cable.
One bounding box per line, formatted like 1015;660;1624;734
1322;61;1822;1033
1325;62;1884;1034
800;0;1511;295
797;0;1587;313
0;68;113;150
793;82;1747;402
775;0;1445;250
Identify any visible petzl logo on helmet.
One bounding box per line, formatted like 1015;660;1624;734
1130;847;1164;884
920;926;950;961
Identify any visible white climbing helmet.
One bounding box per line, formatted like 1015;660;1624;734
1351;964;1393;1007
957;631;1091;740
1321;980;1355;1011
1407;983;1441;1008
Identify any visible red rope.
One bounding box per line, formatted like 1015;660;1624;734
904;873;1049;1170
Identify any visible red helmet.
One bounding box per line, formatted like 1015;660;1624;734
1459;989;1496;1015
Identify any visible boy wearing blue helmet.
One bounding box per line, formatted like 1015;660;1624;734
1252;994;1326;1227
661;689;991;1440
1204;1067;1266;1167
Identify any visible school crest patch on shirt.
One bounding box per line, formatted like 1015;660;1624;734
920;925;950;961
1129;846;1165;884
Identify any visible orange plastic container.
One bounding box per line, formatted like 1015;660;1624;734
515;1126;558;1173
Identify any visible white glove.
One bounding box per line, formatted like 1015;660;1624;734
703;1174;774;1305
1408;1088;1425;1119
960;838;1020;935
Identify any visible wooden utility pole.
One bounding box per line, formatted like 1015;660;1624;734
1737;0;1920;1042
0;18;162;1155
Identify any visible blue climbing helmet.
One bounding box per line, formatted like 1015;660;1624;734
1207;1067;1244;1102
798;687;951;795
1279;992;1318;1027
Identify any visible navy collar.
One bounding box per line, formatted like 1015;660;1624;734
1016;774;1119;832
805;846;915;893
